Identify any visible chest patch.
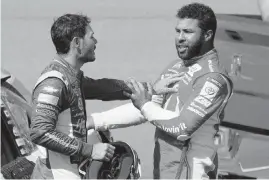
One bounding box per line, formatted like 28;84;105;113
187;64;202;77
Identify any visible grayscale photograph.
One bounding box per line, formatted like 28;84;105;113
1;0;269;179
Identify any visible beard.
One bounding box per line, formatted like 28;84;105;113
79;50;96;63
176;38;204;60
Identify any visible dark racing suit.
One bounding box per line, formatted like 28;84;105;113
30;56;130;179
145;49;233;179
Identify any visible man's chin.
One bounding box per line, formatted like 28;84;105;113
90;56;96;62
177;52;190;60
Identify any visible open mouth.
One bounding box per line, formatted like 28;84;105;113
177;45;188;53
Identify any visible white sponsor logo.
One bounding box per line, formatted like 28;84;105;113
36;109;57;119
37;93;59;105
44;133;78;150
74;112;85;117
194;96;212;107
199;81;219;101
187;106;205;117
208;60;214;72
43;86;59;93
3;110;10;117
37;103;57;111
184;73;192;82
162;123;187;134
190;102;207;114
187;64;202;77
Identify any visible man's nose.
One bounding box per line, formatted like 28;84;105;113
93;37;98;44
176;32;186;43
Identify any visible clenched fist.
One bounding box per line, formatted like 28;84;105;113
91;143;115;162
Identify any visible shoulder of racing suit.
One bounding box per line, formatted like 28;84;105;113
30;61;93;158
190;54;233;95
30;77;86;156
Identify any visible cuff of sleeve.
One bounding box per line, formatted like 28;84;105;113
141;101;160;121
151;95;164;105
141;101;179;121
80;142;93;158
91;113;108;131
92;103;146;131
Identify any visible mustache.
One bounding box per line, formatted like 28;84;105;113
176;44;188;47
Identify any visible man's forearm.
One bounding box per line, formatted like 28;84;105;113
141;101;179;120
31;117;93;158
140;101;190;140
87;103;146;131
83;77;131;100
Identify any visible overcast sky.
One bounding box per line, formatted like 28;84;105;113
2;0;261;20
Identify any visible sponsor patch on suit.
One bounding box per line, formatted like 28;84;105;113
187;64;202;77
37;93;59;106
199;81;219;101
194;96;212;107
43;86;59;93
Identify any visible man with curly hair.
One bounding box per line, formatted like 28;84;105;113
89;3;233;179
126;3;233;179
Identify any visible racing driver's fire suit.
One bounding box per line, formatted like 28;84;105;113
89;49;233;179
147;49;233;179
30;56;131;179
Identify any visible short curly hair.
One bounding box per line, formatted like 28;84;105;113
51;14;91;54
176;3;217;37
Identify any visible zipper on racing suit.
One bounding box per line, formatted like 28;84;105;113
175;139;190;179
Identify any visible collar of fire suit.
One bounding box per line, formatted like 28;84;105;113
183;48;217;67
54;54;83;79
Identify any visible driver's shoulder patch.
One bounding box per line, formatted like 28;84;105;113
37;93;59;106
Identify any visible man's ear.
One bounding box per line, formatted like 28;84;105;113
71;37;81;53
204;30;213;42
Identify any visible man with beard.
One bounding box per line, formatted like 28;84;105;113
88;3;233;179
30;14;179;179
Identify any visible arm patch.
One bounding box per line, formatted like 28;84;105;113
37;93;59;106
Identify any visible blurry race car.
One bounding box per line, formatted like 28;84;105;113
1;68;40;179
214;13;269;179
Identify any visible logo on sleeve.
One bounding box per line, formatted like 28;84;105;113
43;86;59;93
199;81;219;101
187;106;205;117
37;93;59;106
208;60;215;72
194;96;212;107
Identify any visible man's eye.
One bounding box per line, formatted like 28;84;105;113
184;30;193;33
